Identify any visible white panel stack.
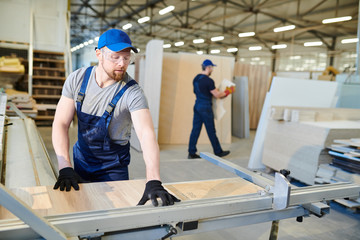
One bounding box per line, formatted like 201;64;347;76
248;77;339;170
263;120;360;185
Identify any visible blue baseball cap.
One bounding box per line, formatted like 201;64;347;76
202;59;216;67
97;29;138;53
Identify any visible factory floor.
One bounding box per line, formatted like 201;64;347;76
38;127;360;240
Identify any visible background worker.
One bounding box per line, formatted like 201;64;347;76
52;29;179;207
188;59;235;159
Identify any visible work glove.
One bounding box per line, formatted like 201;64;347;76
224;86;235;97
137;180;181;207
53;167;87;191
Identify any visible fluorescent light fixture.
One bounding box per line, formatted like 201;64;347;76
238;32;255;37
210;49;220;54
84;42;89;46
196;51;203;55
163;44;171;48
304;41;322;47
289;55;301;60
87;39;94;44
240;58;245;62
193;38;205;44
159;5;175;15
123;23;132;30
211;36;224;42
79;43;84;48
272;44;287;49
341;38;358;44
174;41;184;47
138;16;150;24
322;16;352;24
249;46;262;51
251;57;260;61
259;61;265;65
227;48;238;53
94;36;99;42
273;25;295;32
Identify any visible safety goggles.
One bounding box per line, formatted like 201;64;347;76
101;49;134;65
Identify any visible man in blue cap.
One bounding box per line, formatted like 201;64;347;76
52;29;180;207
188;59;235;159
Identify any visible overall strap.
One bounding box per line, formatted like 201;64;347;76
103;79;137;128
76;66;94;111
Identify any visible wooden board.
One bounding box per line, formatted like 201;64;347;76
0;178;262;220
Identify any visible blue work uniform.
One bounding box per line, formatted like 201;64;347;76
188;74;223;155
73;66;136;182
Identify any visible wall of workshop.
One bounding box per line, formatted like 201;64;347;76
0;0;67;52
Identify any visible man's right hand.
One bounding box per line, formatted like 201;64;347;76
53;167;84;191
224;86;235;96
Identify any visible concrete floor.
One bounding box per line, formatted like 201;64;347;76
38;127;360;240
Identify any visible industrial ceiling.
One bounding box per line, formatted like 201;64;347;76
70;0;359;55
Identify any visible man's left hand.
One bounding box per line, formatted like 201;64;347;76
137;180;181;206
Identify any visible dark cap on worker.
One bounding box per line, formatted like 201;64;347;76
96;29;138;53
202;59;216;67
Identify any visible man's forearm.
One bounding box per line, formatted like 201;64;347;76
52;123;72;170
139;130;161;181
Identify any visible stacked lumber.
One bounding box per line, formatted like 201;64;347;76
327;138;360;174
262;106;360;185
0;56;25;73
5;89;37;118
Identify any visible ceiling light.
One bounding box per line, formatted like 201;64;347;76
273;25;295;32
79;43;84;48
94;36;99;42
193;38;205;44
174;41;184;47
272;44;287;49
163;44;171;48
211;36;224;42
341;38;358;44
210;49;220;54
238;32;255;37
122;23;132;30
249;46;262;51
84;42;89;46
252;57;260;61
304;41;322;47
322;16;352;24
289;56;301;60
196;51;203;55
227;48;238;53
159;5;175;15
138;16;150;24
87;39;94;44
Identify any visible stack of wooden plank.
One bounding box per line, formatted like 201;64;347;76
5;89;37;118
327;138;360;174
0;56;25;74
262;106;360;185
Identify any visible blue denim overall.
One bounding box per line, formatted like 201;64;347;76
188;75;223;155
73;66;136;182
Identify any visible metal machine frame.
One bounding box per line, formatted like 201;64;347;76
0;152;359;240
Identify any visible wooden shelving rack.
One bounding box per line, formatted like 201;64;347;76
32;50;65;125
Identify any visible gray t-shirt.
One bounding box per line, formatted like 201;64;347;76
62;66;148;145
